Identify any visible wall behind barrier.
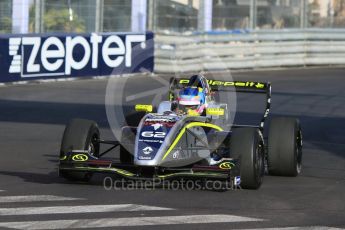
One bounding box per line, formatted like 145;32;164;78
0;32;154;83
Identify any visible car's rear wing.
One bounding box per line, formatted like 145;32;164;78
169;78;272;129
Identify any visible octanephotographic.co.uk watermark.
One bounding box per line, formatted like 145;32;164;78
103;177;242;191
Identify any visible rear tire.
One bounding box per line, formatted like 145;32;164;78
230;128;264;189
59;119;100;181
268;117;302;177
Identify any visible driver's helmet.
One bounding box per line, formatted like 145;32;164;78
178;86;206;115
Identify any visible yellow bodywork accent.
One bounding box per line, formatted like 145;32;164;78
162;122;223;160
179;79;189;84
114;168;136;177
157;172;226;179
219;162;235;169
179;79;266;89
72;154;88;162
206;108;224;116
73;166;135;177
135;104;153;113
187;110;200;116
169;93;174;101
60;156;67;161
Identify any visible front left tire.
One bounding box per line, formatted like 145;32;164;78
59;119;100;181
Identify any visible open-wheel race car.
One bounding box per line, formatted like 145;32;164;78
58;74;303;189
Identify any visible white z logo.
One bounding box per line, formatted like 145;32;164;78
141;131;166;138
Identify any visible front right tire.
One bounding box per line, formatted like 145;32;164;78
230;128;265;189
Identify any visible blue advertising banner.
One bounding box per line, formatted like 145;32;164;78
0;32;154;82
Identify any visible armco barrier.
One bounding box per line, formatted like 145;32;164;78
154;29;345;73
0;32;154;83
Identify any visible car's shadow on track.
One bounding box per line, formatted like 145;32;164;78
236;112;345;159
0;170;65;184
0;170;113;186
0;169;236;192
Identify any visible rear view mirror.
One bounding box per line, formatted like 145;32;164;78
135;104;153;113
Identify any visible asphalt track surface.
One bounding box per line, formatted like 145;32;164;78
0;67;344;229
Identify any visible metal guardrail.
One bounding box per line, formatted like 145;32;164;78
154;29;345;73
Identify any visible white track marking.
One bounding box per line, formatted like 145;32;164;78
0;214;263;229
0;204;173;216
0;190;4;192
0;195;82;203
